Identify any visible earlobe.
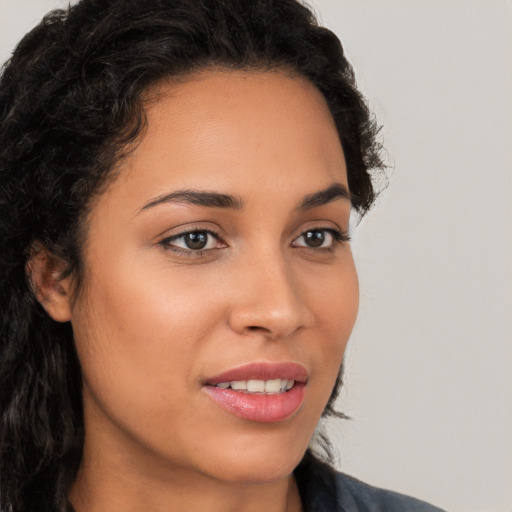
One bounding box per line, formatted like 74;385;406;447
26;246;73;322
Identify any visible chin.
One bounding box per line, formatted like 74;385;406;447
198;433;308;485
210;459;299;486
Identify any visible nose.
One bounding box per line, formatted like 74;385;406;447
227;251;314;339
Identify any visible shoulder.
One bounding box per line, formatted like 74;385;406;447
332;471;446;512
294;452;447;512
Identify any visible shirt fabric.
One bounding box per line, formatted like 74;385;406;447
294;453;447;512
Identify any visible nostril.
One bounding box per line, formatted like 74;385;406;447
246;325;271;333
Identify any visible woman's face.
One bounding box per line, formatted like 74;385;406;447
68;70;359;485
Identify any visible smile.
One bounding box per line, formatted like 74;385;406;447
203;362;308;422
215;378;295;393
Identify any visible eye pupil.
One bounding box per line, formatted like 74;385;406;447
304;230;325;247
185;232;208;250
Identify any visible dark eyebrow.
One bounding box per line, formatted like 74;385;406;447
140;189;244;212
139;183;349;214
299;183;351;210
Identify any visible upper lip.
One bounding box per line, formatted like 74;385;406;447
204;362;309;385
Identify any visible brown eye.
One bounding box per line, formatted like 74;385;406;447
292;228;346;249
303;230;326;247
161;230;223;252
183;232;208;250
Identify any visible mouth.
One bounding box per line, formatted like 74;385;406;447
202;362;308;423
212;378;295;394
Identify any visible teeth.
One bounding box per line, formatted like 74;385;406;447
265;379;282;393
247;379;265;392
230;381;247;390
215;379;295;394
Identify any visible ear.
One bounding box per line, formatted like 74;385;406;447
27;245;73;322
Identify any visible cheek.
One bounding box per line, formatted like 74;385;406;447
308;250;359;338
308;253;359;390
69;259;224;424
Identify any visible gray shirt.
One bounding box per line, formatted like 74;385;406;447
295;453;447;512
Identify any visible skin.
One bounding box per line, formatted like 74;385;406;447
36;70;359;512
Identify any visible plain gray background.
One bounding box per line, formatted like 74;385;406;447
1;1;511;512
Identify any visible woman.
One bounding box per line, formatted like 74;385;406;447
0;1;446;511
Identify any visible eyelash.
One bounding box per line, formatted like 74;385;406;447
292;228;350;250
158;227;350;256
159;228;224;256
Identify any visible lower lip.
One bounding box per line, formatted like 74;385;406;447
203;383;306;423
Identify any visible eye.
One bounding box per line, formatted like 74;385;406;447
292;228;348;249
160;230;224;252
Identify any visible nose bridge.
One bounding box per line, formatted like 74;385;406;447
228;243;312;338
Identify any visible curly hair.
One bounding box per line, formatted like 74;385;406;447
0;0;384;510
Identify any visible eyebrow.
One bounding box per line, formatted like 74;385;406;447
298;183;351;210
140;189;244;211
139;182;350;213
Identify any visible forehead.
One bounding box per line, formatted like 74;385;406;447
102;70;347;213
